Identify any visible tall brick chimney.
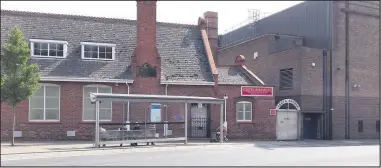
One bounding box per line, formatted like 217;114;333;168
136;0;158;66
203;11;218;62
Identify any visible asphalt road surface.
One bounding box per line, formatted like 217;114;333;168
1;141;379;166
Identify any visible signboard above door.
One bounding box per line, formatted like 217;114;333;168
241;86;274;97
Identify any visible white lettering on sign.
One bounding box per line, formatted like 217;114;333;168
275;99;301;110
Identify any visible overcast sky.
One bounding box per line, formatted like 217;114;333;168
1;1;303;34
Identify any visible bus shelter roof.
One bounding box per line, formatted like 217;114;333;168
90;93;224;104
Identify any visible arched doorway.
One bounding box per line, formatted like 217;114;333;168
275;99;301;141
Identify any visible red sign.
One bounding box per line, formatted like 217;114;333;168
269;109;277;116
241;86;274;97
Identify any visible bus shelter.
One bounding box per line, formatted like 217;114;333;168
89;93;225;147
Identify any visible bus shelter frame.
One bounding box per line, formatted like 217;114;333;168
90;93;225;147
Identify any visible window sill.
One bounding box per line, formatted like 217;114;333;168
28;121;62;124
31;56;66;59
81;58;115;62
80;121;112;124
236;121;254;124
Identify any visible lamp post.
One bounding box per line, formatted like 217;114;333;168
223;95;228;131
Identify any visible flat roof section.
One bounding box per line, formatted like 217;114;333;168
89;93;225;104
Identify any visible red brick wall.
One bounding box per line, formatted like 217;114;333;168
1;82;127;141
216;85;276;140
203;11;218;62
0;82;276;140
136;1;158;66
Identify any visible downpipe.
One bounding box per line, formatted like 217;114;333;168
164;84;169;137
125;81;130;130
323;50;327;140
344;1;350;140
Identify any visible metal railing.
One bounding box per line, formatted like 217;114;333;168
98;122;185;145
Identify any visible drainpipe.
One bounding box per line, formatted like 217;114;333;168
164;84;169;137
328;1;334;140
125;81;130;130
323;49;327;140
344;1;350;140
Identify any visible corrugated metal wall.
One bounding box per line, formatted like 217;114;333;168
219;1;332;49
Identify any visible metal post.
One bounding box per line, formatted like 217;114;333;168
220;104;224;143
224;98;227;122
184;103;188;144
223;96;228;132
95;101;100;147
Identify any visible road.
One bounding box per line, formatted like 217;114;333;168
1;140;379;166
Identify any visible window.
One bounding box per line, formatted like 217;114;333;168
279;68;293;90
30;39;68;58
376;120;380;132
358;120;363;132
83;85;112;121
236;101;252;122
29;84;60;121
81;42;115;60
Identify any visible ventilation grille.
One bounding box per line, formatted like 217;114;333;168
279;68;293;90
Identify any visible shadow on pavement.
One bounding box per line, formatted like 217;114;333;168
1;142;218;155
252;140;379;150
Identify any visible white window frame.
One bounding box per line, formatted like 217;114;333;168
30;39;68;58
80;42;116;61
236;101;252;122
82;84;113;122
28;83;60;122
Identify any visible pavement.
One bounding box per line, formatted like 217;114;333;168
1;139;379;166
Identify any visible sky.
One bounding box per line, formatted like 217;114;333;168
1;1;303;34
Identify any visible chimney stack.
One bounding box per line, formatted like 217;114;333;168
203;11;218;62
136;0;158;66
235;55;246;67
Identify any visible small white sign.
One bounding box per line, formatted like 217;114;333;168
67;131;76;137
13;131;22;137
166;130;173;136
253;52;258;59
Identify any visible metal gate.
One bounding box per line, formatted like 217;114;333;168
190;104;209;138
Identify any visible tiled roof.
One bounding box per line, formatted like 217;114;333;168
158;24;214;83
217;66;255;85
0;10;214;83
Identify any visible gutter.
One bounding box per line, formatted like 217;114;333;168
40;77;134;84
161;81;215;86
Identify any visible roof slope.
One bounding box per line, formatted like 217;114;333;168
0;10;214;83
217;66;256;85
0;10;135;80
158;24;214;83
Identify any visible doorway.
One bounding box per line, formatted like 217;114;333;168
275;98;301;141
303;113;320;139
190;103;210;138
276;110;298;140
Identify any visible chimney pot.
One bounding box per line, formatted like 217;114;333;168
235;55;246;67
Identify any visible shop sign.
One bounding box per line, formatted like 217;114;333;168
241;86;273;97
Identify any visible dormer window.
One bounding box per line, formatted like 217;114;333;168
30;39;68;58
80;42;116;60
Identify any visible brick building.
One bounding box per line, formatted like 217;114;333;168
0;1;276;141
217;1;379;140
